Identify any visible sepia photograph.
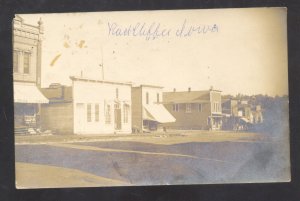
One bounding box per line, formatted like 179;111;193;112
13;7;290;188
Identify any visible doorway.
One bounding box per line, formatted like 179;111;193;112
114;103;122;130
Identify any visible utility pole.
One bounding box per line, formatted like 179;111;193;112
99;46;104;80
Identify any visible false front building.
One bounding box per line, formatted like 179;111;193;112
162;88;222;130
131;85;175;132
13;15;49;134
40;76;132;135
222;98;264;131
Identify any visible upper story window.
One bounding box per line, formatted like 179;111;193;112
157;93;160;103
123;104;130;124
186;103;192;113
173;104;179;112
213;102;220;113
146;92;149;104
13;50;19;73
198;103;202;112
105;104;111;124
23;52;30;74
95;104;99;122
87;104;92;122
116;88;119;99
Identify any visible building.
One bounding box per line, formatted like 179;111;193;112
40;76;132;135
222;99;238;117
221;99;239;130
131;85;175;132
222;98;264;130
252;105;263;124
162;88;222;130
13;15;49;134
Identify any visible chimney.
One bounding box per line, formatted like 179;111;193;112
38;18;44;34
173;88;176;92
188;87;191;92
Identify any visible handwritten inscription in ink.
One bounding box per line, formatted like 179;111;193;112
108;19;218;40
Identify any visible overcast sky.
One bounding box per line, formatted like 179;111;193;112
19;7;288;96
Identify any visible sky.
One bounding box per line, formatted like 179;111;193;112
19;7;288;96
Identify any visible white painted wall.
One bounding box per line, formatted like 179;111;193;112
141;86;163;106
73;80;132;134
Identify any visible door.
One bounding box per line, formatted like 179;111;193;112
76;103;85;134
114;103;122;130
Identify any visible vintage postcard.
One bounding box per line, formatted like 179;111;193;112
13;7;290;188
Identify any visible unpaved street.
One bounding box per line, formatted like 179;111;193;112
15;131;290;188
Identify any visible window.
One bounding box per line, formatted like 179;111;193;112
198;104;202;112
23;52;30;74
114;103;120;109
213;102;220;113
13;50;19;72
123;104;130;123
157;93;160;103
95;104;99;122
87;104;92;122
146;92;149;104
186;103;192;113
105;104;111;124
173;104;179;112
116;88;119;99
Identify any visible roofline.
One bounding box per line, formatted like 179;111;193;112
210;89;222;92
14;15;40;29
163;90;210;94
48;100;73;104
70;76;132;86
138;84;164;89
163;89;222;93
161;100;210;104
41;85;73;90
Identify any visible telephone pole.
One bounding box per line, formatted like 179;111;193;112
99;46;104;80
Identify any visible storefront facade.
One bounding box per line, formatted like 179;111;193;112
13;15;48;134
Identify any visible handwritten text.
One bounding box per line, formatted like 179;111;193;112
107;19;218;41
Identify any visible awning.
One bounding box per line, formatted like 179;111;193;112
240;117;252;124
210;113;223;117
143;104;176;123
222;113;231;117
143;109;156;121
14;82;49;103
